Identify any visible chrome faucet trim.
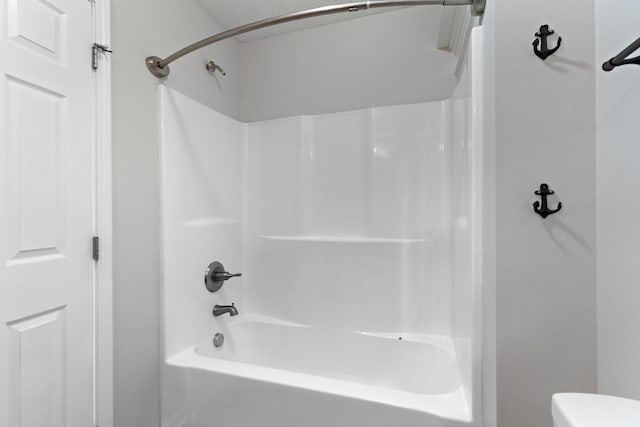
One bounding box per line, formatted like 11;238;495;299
212;303;238;317
204;261;242;293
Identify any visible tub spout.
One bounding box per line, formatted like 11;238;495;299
212;303;238;317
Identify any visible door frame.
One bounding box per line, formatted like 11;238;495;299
93;0;113;426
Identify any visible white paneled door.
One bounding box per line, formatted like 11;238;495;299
0;0;97;426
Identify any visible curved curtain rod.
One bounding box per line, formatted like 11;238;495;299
146;0;485;78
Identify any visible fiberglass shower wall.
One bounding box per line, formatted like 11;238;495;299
160;89;471;350
159;75;479;426
244;103;454;335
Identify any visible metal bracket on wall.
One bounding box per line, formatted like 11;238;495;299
92;236;100;261
602;35;640;71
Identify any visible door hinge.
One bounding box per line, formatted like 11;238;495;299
92;236;100;261
92;43;112;70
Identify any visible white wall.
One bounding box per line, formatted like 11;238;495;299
596;0;640;400
489;0;598;426
111;1;242;425
239;7;459;122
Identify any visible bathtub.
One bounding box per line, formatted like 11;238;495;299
162;316;473;427
159;25;484;424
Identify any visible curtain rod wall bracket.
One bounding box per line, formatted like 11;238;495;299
602;35;640;72
471;0;485;16
146;0;484;78
146;56;170;78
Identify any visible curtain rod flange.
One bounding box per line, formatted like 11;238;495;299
146;56;170;78
471;0;485;16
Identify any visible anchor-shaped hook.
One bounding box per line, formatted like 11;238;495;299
533;25;562;60
533;183;562;218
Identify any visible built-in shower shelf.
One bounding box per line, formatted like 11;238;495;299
258;235;431;244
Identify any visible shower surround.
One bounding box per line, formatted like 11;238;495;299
159;28;483;427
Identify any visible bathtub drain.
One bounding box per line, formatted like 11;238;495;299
213;332;224;348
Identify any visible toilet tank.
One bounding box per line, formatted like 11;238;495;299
552;393;640;427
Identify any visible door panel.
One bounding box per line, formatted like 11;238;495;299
0;0;96;425
5;76;66;264
7;0;66;63
8;307;66;427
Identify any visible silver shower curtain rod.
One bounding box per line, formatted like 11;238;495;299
146;0;485;78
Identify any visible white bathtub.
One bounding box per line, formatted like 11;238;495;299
162;316;473;427
160;26;485;424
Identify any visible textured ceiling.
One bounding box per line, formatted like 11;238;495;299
196;0;410;41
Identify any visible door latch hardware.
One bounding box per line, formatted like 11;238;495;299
92;43;112;70
92;236;100;261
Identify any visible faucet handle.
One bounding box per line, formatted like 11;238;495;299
213;271;242;281
205;261;242;293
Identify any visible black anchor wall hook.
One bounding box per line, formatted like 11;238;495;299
533;183;562;218
533;25;562;60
